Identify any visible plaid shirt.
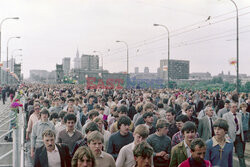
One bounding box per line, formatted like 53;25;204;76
171;131;199;147
171;131;183;147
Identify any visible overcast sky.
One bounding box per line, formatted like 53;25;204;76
1;0;250;78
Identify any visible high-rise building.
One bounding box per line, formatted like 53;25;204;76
160;59;189;80
14;63;21;81
56;64;63;83
74;48;81;69
81;54;99;70
62;57;71;75
144;67;149;74
135;67;139;74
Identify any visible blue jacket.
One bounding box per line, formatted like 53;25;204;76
205;137;233;167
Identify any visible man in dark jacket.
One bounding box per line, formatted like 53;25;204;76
34;129;71;167
1;86;6;104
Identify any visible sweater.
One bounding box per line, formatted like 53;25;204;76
178;158;211;167
56;129;83;153
147;133;171;166
107;131;134;160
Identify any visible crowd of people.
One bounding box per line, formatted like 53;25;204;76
4;83;250;167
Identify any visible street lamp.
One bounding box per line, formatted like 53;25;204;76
11;49;22;72
7;36;21;84
153;23;170;88
116;40;129;83
0;17;19;62
0;17;19;84
229;0;239;93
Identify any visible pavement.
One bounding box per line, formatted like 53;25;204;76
233;142;250;167
0;99;13;167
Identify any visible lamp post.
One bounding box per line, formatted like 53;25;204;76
7;36;21;84
11;49;22;72
153;23;170;88
116;40;129;84
0;17;19;83
229;0;239;93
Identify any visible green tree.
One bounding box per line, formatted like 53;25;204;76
245;82;250;93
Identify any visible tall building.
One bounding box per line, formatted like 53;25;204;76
62;57;71;75
144;67;149;74
56;64;63;83
135;67;139;74
160;59;189;80
81;54;99;70
74;48;81;69
14;63;21;81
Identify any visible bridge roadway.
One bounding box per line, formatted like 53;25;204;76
0;98;249;166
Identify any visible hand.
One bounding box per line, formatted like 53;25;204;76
156;151;166;157
30;149;34;158
26;134;29;141
163;154;170;160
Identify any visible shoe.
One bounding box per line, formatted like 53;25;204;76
4;136;8;141
7;138;13;142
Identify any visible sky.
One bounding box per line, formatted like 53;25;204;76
0;0;250;78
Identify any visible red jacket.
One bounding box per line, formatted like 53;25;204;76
178;158;212;167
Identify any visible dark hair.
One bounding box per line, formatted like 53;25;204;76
190;138;206;152
43;99;50;105
163;98;168;104
157;103;164;108
181;121;197;134
136;103;143;113
59;111;67;119
185;105;193;111
64;113;76;123
176;115;189;123
85;122;99;134
68;98;75;102
133;141;153;158
117;116;131;129
225;100;231;104
60;97;66;102
117;105;128;114
143;112;154;119
53;97;60;101
49;112;59;121
213;118;229;132
166;108;176;115
88;95;95;99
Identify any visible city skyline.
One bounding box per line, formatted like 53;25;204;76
1;0;250;78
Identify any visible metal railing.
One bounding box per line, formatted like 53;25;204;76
0;96;26;167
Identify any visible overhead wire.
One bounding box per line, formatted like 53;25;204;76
106;7;250;56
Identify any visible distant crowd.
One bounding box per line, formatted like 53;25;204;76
3;83;250;167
